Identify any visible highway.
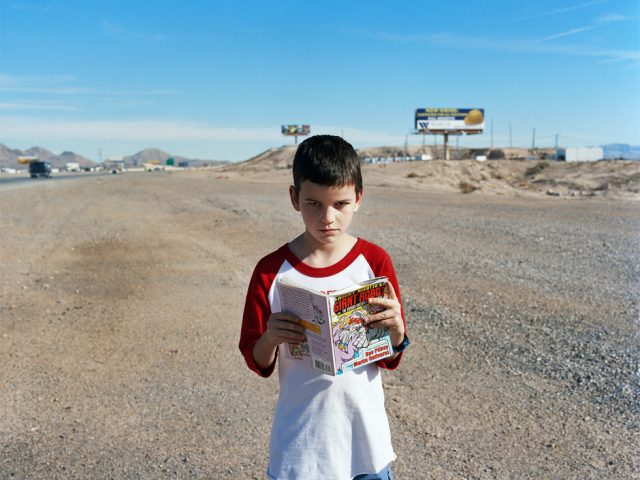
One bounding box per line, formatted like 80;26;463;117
0;171;113;190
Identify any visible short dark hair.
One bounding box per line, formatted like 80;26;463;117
292;135;362;195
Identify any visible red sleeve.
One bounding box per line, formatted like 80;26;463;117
238;250;283;378
360;240;406;370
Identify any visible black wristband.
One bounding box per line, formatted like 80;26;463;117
392;334;410;353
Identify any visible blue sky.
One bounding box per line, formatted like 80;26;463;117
1;0;638;161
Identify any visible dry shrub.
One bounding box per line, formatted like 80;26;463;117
488;149;506;160
525;161;550;176
407;172;425;178
459;181;479;194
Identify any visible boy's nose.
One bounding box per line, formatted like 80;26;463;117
322;207;336;223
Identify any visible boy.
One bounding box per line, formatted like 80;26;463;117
239;135;409;480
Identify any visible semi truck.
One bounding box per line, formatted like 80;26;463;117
29;161;52;178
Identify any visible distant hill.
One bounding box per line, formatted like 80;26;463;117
0;144;95;168
0;144;228;169
602;144;640;160
218;145;297;172
123;148;228;168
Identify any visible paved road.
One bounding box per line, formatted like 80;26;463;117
0;172;115;190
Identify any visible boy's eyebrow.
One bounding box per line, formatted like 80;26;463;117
302;196;353;203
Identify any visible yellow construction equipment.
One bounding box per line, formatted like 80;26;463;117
17;156;39;164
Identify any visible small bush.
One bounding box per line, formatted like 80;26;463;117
525;161;550;176
488;149;505;160
459;181;479;194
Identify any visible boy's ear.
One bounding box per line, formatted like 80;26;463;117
289;185;301;211
354;189;363;212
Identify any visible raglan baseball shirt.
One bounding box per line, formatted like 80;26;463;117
239;238;405;480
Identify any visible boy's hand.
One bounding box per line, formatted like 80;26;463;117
366;282;405;348
264;312;307;347
253;312;306;371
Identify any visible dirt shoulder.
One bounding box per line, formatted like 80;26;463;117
1;171;638;479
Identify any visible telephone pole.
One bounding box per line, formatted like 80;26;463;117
404;134;408;160
532;128;536;150
490;118;494;150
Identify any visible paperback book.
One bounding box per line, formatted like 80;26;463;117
276;276;393;375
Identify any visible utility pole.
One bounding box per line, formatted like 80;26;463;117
444;133;450;161
404;134;408;160
490;118;494;150
509;123;512;148
532;128;536;150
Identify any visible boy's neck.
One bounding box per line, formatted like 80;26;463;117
288;232;358;269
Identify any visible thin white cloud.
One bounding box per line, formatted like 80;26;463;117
10;2;59;13
0;73;179;96
313;126;405;145
101;20;166;42
541;26;597;42
596;13;627;23
0;116;406;145
513;0;611;22
0;101;82;112
0;73;77;86
538;11;630;43
0;117;281;142
357;29;640;64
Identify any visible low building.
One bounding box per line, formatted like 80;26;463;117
556;147;604;162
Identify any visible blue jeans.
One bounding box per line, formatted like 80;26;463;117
352;464;393;480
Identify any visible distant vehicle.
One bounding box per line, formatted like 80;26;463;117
29;161;52;178
103;159;125;174
65;162;80;172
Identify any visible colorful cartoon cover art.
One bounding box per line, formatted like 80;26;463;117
330;280;392;374
277;276;393;375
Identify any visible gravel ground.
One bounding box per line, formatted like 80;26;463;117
0;170;638;479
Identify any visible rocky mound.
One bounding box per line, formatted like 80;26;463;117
217;145;640;199
218;145;298;173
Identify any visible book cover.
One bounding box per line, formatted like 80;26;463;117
277;276;393;375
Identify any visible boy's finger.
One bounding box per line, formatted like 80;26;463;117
366;311;394;323
368;297;395;309
276;319;306;333
386;281;398;300
277;312;301;322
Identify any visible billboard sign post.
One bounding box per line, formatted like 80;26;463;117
282;124;310;145
414;108;484;160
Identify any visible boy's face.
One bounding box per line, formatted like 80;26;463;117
290;180;362;247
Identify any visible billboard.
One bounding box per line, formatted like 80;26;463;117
415;108;485;133
282;124;310;136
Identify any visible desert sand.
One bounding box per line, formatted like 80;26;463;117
1;154;639;479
